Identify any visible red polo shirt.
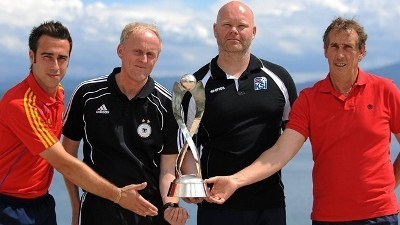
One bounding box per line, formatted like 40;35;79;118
287;69;400;221
0;72;64;198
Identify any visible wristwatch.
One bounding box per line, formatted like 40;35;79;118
163;202;179;211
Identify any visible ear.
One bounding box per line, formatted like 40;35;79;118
324;48;328;59
252;26;256;39
117;44;123;59
213;23;217;38
358;46;366;61
29;50;34;64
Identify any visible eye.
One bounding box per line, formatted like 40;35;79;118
329;43;339;49
134;50;143;56
146;52;157;59
58;56;68;63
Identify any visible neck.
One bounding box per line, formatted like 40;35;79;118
330;73;357;96
115;72;147;100
217;51;250;77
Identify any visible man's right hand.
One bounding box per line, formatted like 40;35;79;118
203;175;240;204
118;182;158;217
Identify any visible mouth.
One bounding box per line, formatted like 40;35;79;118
48;74;60;78
135;65;146;69
335;63;346;67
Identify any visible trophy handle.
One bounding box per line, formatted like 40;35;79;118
172;81;205;178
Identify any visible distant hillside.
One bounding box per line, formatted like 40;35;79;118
368;62;400;85
59;76;178;100
296;61;400;92
1;62;399;98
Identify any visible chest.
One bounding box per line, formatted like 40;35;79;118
36;101;63;135
202;76;286;124
82;95;164;139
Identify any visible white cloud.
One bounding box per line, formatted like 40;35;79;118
0;0;399;83
0;35;25;53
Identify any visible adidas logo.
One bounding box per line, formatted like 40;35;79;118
96;104;109;114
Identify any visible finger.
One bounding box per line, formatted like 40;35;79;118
177;208;189;223
137;203;158;216
206;195;225;204
170;208;179;222
204;177;216;184
136;196;158;213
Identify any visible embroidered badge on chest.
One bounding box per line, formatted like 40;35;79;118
137;119;152;138
254;77;268;91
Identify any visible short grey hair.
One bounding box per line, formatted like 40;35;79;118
120;22;163;52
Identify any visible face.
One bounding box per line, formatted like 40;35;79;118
117;30;161;83
213;2;256;54
324;28;365;78
29;35;70;96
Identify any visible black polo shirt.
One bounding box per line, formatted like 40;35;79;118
189;54;297;210
62;67;179;205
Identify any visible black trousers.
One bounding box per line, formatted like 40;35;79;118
197;206;286;225
0;193;56;225
312;214;399;225
80;192;168;225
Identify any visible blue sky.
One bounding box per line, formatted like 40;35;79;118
0;0;399;86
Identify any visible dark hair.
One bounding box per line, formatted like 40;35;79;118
29;20;73;55
323;17;367;51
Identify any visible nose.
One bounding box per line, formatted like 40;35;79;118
336;48;345;59
228;26;239;34
138;54;148;63
49;59;60;71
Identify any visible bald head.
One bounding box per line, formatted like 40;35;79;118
213;1;256;56
217;1;254;25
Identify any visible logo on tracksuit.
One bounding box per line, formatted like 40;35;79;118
254;77;268;91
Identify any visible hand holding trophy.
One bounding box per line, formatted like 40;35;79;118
167;74;207;198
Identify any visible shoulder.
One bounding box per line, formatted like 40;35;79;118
363;72;399;96
365;72;396;86
260;58;292;79
153;80;172;101
193;63;210;80
70;75;110;99
1;80;32;110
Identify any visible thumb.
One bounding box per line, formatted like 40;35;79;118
204;177;217;184
124;182;147;191
135;182;147;190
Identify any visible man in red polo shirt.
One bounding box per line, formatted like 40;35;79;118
204;17;400;225
0;21;158;225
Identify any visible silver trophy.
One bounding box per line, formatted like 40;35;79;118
167;74;207;197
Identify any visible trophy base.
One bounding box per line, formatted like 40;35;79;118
167;174;207;197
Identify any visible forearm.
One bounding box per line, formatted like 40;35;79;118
181;149;198;175
62;137;81;212
232;129;305;188
60;155;120;202
41;142;121;204
160;154;180;204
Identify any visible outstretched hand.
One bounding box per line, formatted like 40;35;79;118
164;206;189;225
118;182;158;217
204;176;240;204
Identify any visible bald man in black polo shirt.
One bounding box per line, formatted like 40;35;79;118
62;22;188;225
182;1;297;225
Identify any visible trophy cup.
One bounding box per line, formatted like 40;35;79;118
167;74;207;198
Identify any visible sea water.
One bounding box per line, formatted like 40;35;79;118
50;139;400;225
